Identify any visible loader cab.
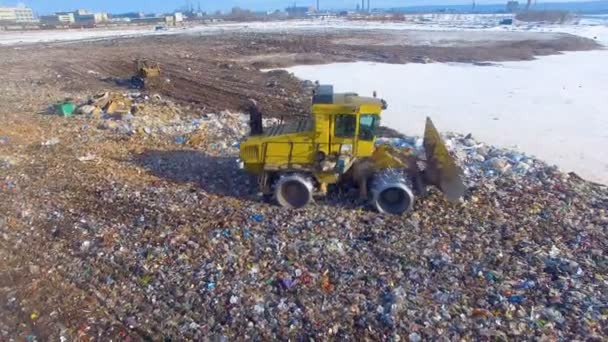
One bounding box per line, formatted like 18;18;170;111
312;85;385;164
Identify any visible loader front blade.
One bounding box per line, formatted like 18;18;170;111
423;117;466;202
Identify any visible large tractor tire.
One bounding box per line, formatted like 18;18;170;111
275;174;314;209
370;170;415;215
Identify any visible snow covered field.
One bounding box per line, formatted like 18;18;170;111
285;28;608;184
0;27;161;45
0;15;596;46
0;16;512;46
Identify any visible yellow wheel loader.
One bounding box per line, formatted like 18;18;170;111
239;85;466;215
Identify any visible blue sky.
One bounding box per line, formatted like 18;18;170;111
0;0;591;14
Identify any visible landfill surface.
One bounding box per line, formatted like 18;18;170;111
0;28;607;341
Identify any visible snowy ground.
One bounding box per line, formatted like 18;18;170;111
285;26;608;184
0;15;510;46
0;14;596;46
0;27;162;45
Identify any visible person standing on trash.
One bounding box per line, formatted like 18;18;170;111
247;99;263;136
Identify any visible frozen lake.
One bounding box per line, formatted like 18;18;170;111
285;49;608;184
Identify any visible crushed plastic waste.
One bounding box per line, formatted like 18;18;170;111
250;213;264;222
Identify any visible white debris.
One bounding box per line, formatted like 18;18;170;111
78;154;97;162
42;138;60;146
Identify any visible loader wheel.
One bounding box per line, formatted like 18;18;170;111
370;170;415;215
275;174;313;209
374;186;414;215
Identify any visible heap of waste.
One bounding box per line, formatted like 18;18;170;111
1;100;606;341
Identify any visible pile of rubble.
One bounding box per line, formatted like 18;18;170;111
52;91;256;149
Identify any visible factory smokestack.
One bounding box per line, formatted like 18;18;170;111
367;0;371;11
317;0;320;11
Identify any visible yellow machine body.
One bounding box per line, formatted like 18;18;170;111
239;93;388;186
135;59;161;78
238;85;465;213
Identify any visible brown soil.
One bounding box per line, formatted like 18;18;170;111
0;30;599;117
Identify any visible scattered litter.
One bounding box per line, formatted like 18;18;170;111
78;154;96;162
508;295;526;304
93;92;132;115
3;87;607;340
77;105;98;115
41;138;59;146
54;100;76;117
250;213;264;222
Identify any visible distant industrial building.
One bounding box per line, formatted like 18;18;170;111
40;12;76;25
131;16;176;26
0;6;36;23
73;9;108;24
55;12;76;23
286;6;314;17
40;9;109;26
111;12;145;19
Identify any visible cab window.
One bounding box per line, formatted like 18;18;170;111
334;114;356;138
359;114;380;141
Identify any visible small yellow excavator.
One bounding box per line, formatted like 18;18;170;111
131;59;161;89
239;85;466;215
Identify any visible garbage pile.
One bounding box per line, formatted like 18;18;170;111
185;112;251;154
51;91;247;145
377;133;546;182
49;131;606;339
47;91;285;159
2;104;607;340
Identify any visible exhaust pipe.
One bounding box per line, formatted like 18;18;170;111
371;169;415;215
